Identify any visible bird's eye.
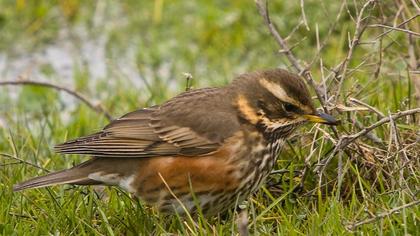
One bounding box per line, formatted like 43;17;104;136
283;103;299;113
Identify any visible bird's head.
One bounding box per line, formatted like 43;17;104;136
231;69;338;135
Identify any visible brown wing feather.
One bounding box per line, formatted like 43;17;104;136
55;88;240;157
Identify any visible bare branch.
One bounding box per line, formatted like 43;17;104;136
255;0;304;72
0;80;113;121
373;14;420;40
255;0;328;109
341;108;420;148
300;0;310;31
334;0;376;103
369;24;420;37
307;1;346;71
315;108;420;172
353;120;384;144
349;97;385;118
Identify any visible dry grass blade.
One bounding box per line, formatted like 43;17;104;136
0;152;48;172
346;200;420;231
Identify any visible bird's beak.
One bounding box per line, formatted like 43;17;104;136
303;112;339;125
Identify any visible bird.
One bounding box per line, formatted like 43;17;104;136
14;68;338;216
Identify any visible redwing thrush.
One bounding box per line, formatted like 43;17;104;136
14;69;338;216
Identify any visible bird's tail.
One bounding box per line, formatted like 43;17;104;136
13;159;100;191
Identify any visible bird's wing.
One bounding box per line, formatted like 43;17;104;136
55;88;240;157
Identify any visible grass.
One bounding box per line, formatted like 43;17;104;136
0;0;419;235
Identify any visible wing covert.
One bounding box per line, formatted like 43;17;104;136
55;88;240;157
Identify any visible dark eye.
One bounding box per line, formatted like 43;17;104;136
283;103;299;113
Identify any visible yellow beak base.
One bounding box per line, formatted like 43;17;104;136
304;113;339;125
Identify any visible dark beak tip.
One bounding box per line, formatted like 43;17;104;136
318;112;340;126
326;119;341;126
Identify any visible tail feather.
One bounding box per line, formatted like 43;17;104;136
13;160;100;192
14;157;142;192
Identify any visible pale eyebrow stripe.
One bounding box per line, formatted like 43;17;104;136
236;94;259;124
258;78;303;107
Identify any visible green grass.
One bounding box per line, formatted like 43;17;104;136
1;0;419;235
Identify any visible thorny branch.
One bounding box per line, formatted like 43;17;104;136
257;4;419;229
307;1;346;79
369;24;420;37
0;80;113;121
255;0;304;73
338;108;419;150
349;97;385;118
315;108;420;173
256;0;353;179
334;0;376;103
373;14;419;40
258;0;418;172
255;0;327;108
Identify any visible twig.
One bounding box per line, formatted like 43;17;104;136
315;23;327;100
369;24;420;37
336;151;343;200
0;80;112;120
405;16;420;109
340;108;420;148
388;112;416;196
254;0;347;157
255;0;327;107
306;1;346;72
346;200;420;230
349;97;385;118
334;0;376;103
353;120;384;144
315;108;420;172
299;129;322;191
256;1;359;170
373;14;420;40
284;21;305;42
255;0;303;72
300;0;310;31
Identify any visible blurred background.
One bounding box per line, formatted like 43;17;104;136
0;0;418;235
0;0;289;113
0;1;417;119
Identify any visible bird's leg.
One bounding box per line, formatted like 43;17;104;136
236;207;249;236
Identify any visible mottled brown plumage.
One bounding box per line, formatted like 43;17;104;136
14;68;338;216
